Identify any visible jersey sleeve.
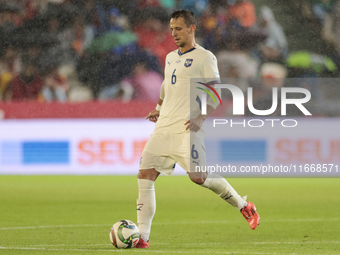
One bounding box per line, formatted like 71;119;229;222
200;52;221;109
160;80;165;100
200;52;220;83
160;53;171;101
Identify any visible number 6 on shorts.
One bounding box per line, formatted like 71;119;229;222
191;144;199;159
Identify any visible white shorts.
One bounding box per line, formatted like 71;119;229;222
139;130;206;176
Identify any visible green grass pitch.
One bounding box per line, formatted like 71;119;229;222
0;176;339;254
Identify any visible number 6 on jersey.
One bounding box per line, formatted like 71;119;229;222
171;69;176;84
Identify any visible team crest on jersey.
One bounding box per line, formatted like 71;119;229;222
184;59;193;67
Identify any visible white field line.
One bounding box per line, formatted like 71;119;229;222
22;240;340;247
0;246;303;255
0;223;110;230
0;218;339;231
1;241;338;255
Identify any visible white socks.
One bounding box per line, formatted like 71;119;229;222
137;179;156;242
136;175;246;242
201;174;247;210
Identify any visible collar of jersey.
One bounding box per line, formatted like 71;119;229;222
177;47;196;56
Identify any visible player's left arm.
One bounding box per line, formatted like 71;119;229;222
185;105;215;132
185;52;221;132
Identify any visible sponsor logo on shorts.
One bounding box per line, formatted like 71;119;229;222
192;160;200;166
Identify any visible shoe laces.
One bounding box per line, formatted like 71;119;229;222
243;209;251;220
242;207;251;219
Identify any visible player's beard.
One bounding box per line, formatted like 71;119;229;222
178;40;186;48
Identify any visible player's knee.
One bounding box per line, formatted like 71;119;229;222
137;168;159;181
190;177;205;185
189;173;206;185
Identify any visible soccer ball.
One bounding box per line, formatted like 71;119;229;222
110;220;140;248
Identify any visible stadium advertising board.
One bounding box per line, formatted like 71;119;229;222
0;118;339;176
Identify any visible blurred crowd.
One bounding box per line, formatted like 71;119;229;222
0;0;339;103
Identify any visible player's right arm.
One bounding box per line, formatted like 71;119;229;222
145;80;165;123
145;98;163;123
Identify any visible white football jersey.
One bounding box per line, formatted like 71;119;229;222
154;45;220;134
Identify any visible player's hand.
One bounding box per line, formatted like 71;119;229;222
145;109;160;123
185;115;205;132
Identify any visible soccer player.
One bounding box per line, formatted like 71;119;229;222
136;10;260;249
